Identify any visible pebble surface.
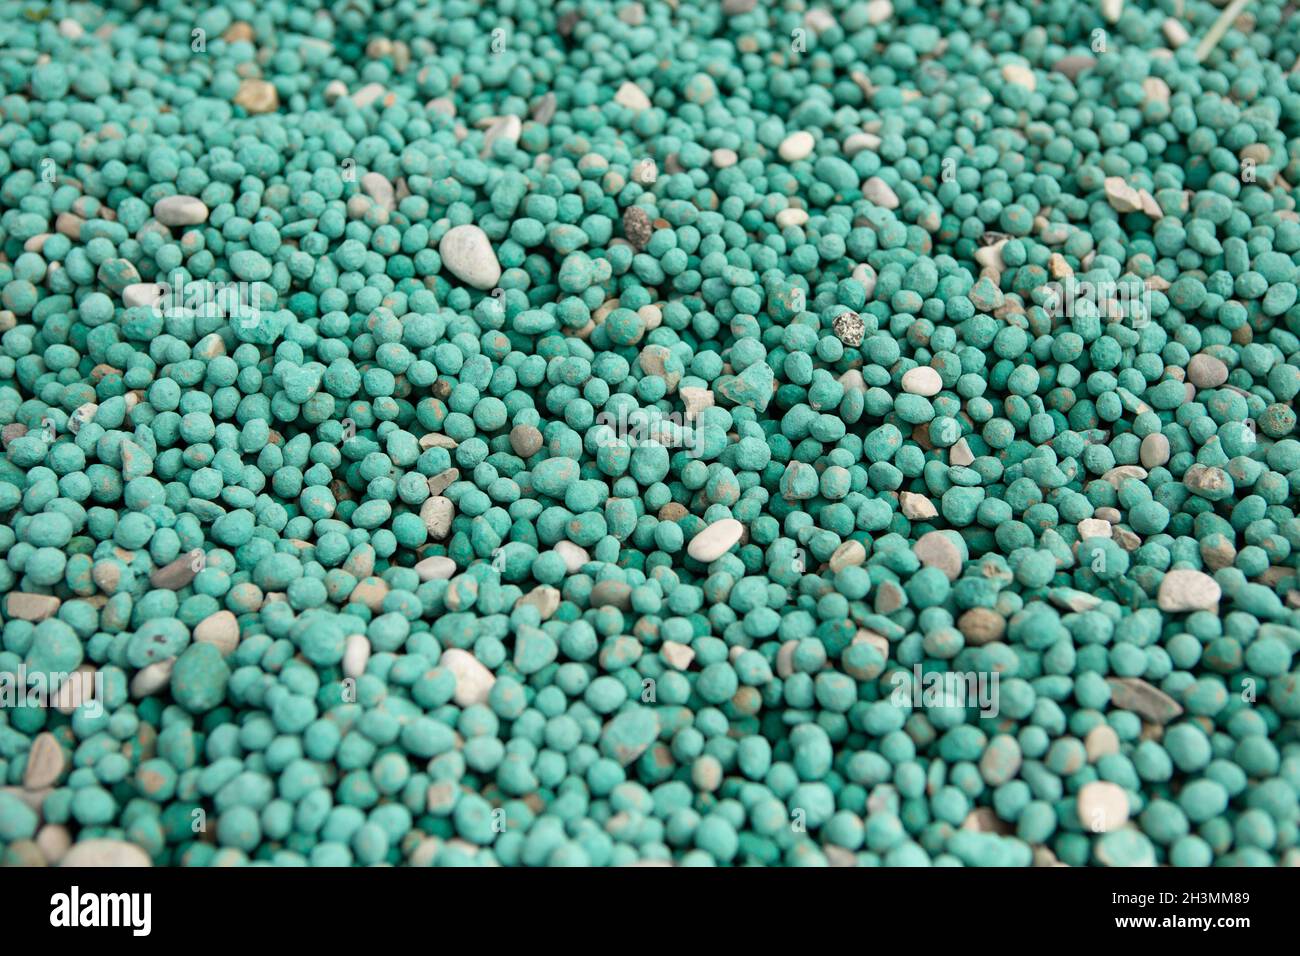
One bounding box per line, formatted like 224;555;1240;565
0;0;1296;874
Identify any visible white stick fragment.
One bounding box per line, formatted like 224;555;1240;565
1195;0;1252;63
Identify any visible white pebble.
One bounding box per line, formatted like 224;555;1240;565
1157;569;1221;613
122;282;166;309
900;492;938;520
153;195;209;227
130;659;174;698
60;839;152;868
554;540;590;573
778;131;815;162
438;224;502;290
775;207;809;229
865;0;892;24
361;172;396;211
440;648;496;707
415;556;457;581
901;366;942;396
615;81;653;112
844;131;881;156
862;176;899;209
1000;64;1036;92
1104;177;1143;213
1076;781;1129;832
687;518;744;563
421;496;454;538
661;641;696;670
342;634;371;680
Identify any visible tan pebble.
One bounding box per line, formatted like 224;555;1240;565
194;610;239;656
234;78;279;113
1140;432;1170;468
24;733;65;790
958;607;1005;646
1085;724;1120;762
6;592;61;622
913;530;962;581
1187;353;1229;389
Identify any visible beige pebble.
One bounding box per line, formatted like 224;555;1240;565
776;207;809;229
233;78;279;113
844;132;881;156
687;518;744;562
130;659;174;698
1187;353;1229;388
1101;0;1123;23
590;581;633;610
914;530;962;581
775;640;799;678
553;541;590;573
901;366;942;396
194;610;239;656
1101;465;1148;488
828;539;866;572
1140;432;1171;468
361;172;396;211
153;195;209;227
862;176;899;209
948;438;975;467
1078;518;1113;539
778;131;815;162
150;555;198;590
509;424;544;458
1157;569;1221;612
711;148;738;168
1000;63;1036;92
661;640;696;670
1085;724;1120;762
440;648;495;706
958;607;1005;646
679;387;714;419
1077;781;1129;832
418;433;458;450
615;81;652;111
900;492;938;520
1104;177;1143;213
439;224;502;290
351;83;389;109
6;592;61;622
24;733;65;790
60;839;152;868
36;824;72;864
865;0;892;24
517;585;561;620
1162;17;1190;47
421;496;454;538
427;467;459;496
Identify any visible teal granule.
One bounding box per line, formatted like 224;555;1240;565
0;0;1299;868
